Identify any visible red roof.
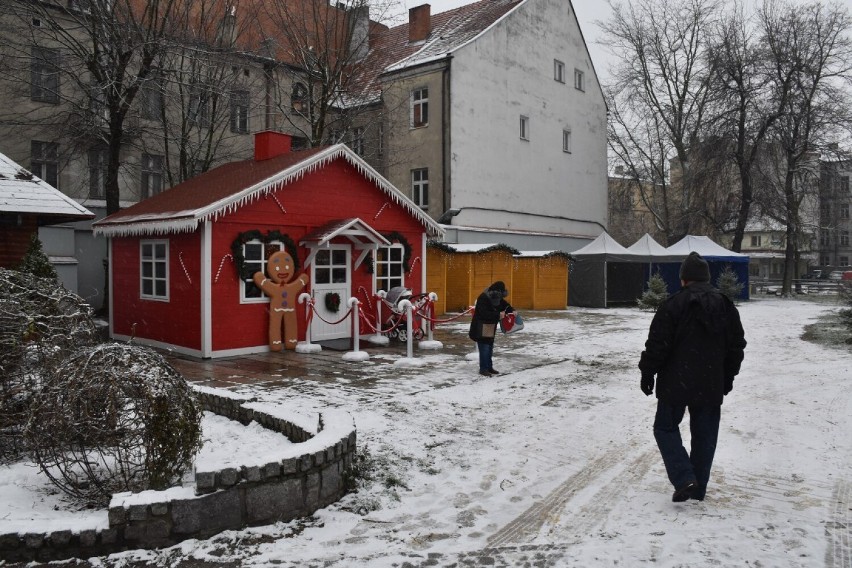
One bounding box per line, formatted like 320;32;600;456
93;144;444;238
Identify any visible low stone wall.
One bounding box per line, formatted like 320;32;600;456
0;388;356;563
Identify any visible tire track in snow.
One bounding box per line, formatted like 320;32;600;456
487;445;654;547
826;478;852;568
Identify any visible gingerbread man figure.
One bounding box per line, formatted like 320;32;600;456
253;250;309;351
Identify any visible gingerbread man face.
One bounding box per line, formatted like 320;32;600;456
266;250;296;284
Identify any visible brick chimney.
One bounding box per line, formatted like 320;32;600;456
409;4;431;43
254;131;292;161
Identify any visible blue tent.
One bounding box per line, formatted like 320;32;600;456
649;235;750;301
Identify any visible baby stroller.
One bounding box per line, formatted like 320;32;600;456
383;286;430;342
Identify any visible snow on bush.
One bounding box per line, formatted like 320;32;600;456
0;267;98;463
24;343;203;507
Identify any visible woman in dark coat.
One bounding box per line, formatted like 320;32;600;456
469;281;512;376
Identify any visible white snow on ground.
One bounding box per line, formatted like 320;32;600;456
2;297;851;567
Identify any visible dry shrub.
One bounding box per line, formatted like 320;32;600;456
24;343;203;507
0;268;97;462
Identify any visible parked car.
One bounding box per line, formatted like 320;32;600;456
842;271;852;281
828;271;845;280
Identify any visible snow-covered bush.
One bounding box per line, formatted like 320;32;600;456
24;343;203;506
0;268;97;463
716;266;744;303
637;273;669;311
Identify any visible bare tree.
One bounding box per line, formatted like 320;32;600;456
255;0;400;149
2;0;200;215
601;0;719;244
753;0;852;295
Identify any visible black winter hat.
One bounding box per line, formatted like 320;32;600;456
679;252;710;282
488;281;508;296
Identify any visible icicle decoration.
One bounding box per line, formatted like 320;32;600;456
92;146;442;238
374;202;390;220
179;252;192;284
214;254;234;284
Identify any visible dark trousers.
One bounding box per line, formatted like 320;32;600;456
477;341;493;372
653;400;721;498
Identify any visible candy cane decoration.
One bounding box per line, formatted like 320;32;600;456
267;193;287;214
374;202;390;220
358;286;373;311
407;256;421;275
214;254;234;283
178;252;193;284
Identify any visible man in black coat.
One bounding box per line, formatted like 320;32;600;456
639;252;747;502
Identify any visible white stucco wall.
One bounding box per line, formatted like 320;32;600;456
448;0;608;238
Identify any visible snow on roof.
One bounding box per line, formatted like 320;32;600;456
93;145;443;238
0;150;93;220
514;250;570;258
444;243;521;254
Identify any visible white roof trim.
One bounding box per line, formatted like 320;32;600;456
299;218;391;247
94;145;445;238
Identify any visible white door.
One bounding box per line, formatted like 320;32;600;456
310;245;351;341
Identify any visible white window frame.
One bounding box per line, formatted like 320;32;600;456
230;89;249;133
554;59;565;83
375;244;405;292
520;115;530;141
574;69;585;91
841;203;849;219
841;230;850;247
411;168;429;208
562;128;572;153
410;87;429;128
750;235;761;247
31;140;59;188
240;239;283;303
140;240;169;301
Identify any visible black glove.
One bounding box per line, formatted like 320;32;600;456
724;377;734;395
641;374;654;396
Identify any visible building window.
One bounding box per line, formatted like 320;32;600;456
230;89;249;133
821;204;830;220
840;176;849;193
31;47;60;103
411;168;429;208
554;59;565;83
841;256;850;266
821;254;830;266
520;115;529;140
562;129;572;153
375;244;404;292
411;88;428;128
88;147;107;199
188;88;210;128
140;77;164;121
241;240;282;301
351;127;365;156
141;153;164;199
291;82;307;112
140;240;169;300
842;231;850;247
574;69;585;91
30;141;58;188
750;235;762;247
841;204;849;219
820;229;830;246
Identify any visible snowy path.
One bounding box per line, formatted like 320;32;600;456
35;298;852;567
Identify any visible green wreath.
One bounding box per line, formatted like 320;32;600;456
324;292;341;313
231;230;300;281
364;231;413;274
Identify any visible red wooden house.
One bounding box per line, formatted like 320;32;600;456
93;132;443;358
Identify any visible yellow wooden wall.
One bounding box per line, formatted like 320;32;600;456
427;248;569;313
